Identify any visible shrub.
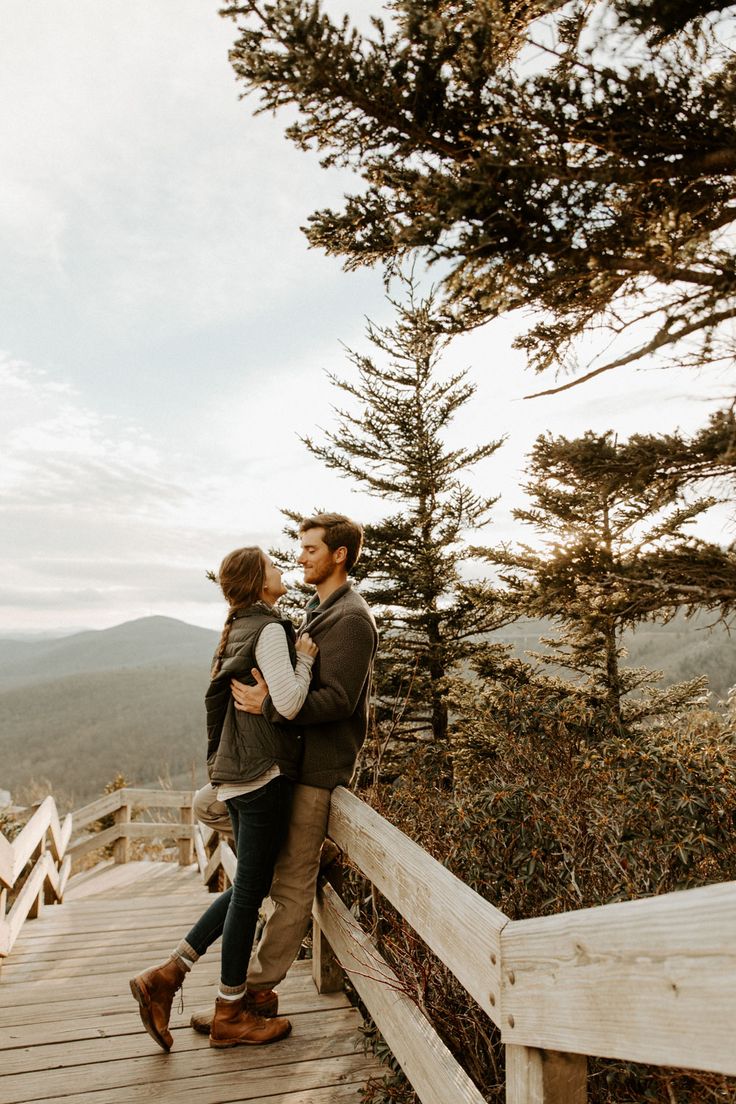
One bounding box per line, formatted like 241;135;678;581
351;672;736;1102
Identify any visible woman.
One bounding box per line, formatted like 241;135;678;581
129;546;317;1051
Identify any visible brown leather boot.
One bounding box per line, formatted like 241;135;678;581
209;996;291;1048
129;955;187;1052
190;988;278;1034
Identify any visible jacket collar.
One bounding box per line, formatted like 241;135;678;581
232;601;285;622
305;581;352;622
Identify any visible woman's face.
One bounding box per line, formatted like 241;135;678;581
261;554;287;603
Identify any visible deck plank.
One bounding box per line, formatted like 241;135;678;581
3;968;328;1009
0;861;382;1103
0;1008;360;1076
23;1054;379;1104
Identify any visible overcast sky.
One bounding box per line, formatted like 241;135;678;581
1;1;731;636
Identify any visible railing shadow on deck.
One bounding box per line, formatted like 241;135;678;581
1;785;735;1104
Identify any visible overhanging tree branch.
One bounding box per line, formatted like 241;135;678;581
524;305;736;399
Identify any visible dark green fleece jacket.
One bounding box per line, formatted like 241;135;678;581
262;582;378;789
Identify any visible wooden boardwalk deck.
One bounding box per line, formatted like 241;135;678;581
0;860;381;1104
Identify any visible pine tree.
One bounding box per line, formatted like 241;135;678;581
302;274;507;749
221;0;736;624
221;1;736;615
479;430;732;728
220;0;736;386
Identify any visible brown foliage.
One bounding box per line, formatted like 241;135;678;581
353;676;736;1103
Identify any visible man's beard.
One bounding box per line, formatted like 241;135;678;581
304;563;332;586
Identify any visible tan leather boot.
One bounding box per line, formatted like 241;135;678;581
129;955;187;1052
209;996;292;1048
190;988;278;1034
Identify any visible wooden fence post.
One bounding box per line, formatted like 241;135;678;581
204;830;226;893
506;1044;587;1104
113;801;130;864
178;803;194;867
0;887;5;977
312;855;344;994
44;860;56;905
28;838;45;919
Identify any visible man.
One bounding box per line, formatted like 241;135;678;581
190;512;377;1030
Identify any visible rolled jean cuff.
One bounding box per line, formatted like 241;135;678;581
173;940;199;968
219;980;247;997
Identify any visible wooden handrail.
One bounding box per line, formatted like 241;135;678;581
0;795;73;960
63;788;233;889
328;787;507;1025
6;782;733;1103
71;787;197;832
71;790;126;832
9;796;72;882
0;787;235;963
501;877;736;1074
317;786;736;1103
0;834;14;889
315;880;487;1104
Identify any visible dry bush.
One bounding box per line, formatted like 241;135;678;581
352;673;736;1103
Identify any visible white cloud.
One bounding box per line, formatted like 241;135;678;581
0;352;368;632
0;356;185;510
0;356;207;629
0;0;363;342
0;2;732;636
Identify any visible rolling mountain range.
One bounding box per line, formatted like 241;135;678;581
502;613;735;704
0;616;219;688
0;613;733;810
0;617;219;808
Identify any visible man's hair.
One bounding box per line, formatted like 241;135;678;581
299;513;364;572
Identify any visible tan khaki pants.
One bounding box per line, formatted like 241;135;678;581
192;781;233;838
192;781;332;990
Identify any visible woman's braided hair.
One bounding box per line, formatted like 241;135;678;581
211;546;267;677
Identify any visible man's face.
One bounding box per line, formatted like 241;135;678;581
298;528;343;586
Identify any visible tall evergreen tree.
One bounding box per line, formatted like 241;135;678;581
221;1;736;619
302;275;507;748
479;430;732;727
219;0;736;633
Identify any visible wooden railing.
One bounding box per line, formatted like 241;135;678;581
0;796;73;959
0;788;235;965
69;787;197;866
313;787;736;1104
3;784;735;1103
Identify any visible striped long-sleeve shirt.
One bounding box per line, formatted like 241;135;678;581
217;623;314;801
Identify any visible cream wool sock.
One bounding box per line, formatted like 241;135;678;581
172;940;199;971
217;982;247;1001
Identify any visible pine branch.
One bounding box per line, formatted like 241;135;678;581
525;305;736;398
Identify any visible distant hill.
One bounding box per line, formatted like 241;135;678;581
623;617;734;697
497;611;735;703
0;616;219;807
0;611;732;810
0;638;38;673
0;616;219;689
0;663;210;809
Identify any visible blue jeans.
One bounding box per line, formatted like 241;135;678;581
184;776;293;988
